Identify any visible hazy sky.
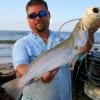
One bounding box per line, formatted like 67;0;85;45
0;0;99;31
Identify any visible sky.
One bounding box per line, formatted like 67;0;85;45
0;0;99;31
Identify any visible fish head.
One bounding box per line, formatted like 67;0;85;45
82;6;100;29
73;6;100;49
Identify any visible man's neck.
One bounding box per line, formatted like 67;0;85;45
40;31;49;44
33;30;49;44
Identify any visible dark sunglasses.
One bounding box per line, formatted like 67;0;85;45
28;11;48;19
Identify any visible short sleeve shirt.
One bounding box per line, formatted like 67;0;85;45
12;31;72;100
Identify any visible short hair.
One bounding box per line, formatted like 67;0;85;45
26;0;48;12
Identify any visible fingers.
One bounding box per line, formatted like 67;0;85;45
88;20;100;35
40;68;59;83
95;20;100;28
40;71;52;83
50;68;59;78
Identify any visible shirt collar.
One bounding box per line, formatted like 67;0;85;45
29;30;57;50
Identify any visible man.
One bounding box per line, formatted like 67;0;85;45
12;0;100;100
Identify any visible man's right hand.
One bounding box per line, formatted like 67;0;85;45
40;68;59;83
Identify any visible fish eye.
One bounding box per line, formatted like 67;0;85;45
93;8;99;13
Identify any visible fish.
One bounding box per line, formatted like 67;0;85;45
2;6;100;100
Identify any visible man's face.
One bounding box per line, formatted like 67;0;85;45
27;4;50;33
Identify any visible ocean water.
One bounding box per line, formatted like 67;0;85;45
0;30;100;64
0;30;29;64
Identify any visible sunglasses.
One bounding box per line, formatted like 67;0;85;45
28;11;48;19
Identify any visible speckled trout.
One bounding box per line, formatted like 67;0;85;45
2;6;100;100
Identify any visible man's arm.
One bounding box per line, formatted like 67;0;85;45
80;20;100;54
16;64;28;77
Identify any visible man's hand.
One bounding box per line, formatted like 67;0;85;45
80;20;100;54
40;68;59;83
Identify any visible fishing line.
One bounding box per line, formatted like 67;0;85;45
58;18;81;41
